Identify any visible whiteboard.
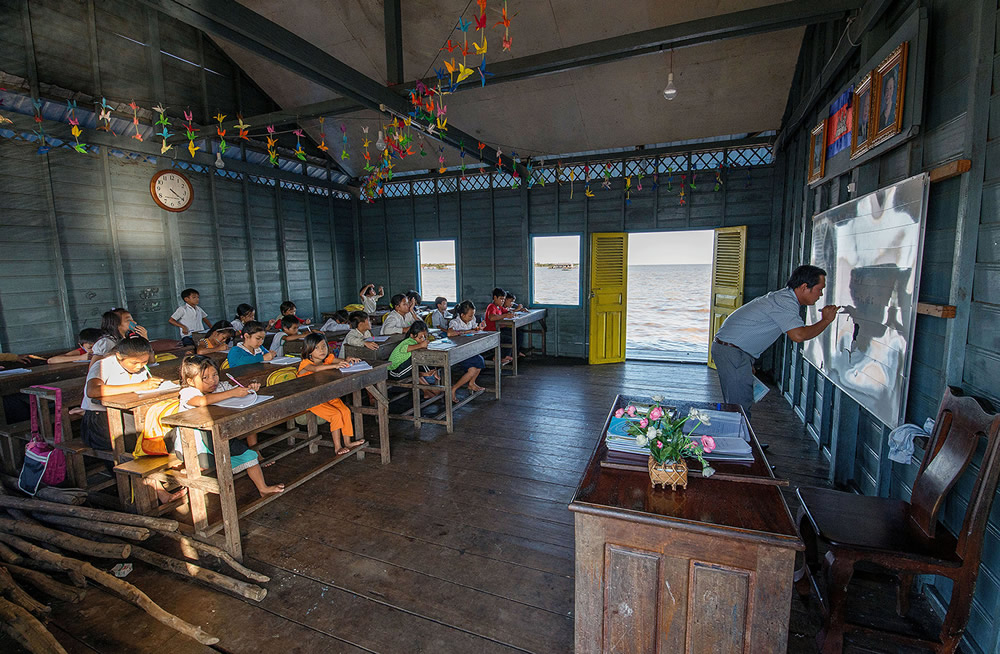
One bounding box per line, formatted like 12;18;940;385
802;173;930;428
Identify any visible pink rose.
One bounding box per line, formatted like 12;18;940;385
639;418;648;429
626;405;637;417
649;406;663;420
614;408;625;419
701;435;716;453
656;441;663;449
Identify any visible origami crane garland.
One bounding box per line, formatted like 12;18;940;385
66;100;87;154
154;104;172;155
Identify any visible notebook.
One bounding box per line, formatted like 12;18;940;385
136;381;181;395
214;393;273;409
0;368;30;376
339;361;373;374
365;336;391;343
267;356;301;365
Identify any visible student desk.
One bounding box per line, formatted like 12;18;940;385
0;360;92;429
495;308;547;376
343;334;406;363
569;395;803;653
407;332;501;433
162;362;391;560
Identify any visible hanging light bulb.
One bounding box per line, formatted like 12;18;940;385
376;130;387;151
662;73;677;101
662;49;678;101
214;151;225;169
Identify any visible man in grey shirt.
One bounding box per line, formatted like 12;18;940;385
712;265;838;418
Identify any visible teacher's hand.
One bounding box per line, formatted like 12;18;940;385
820;305;839;323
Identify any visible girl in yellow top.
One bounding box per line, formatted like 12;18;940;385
296;333;365;455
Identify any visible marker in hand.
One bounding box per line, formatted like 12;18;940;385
226;373;246;389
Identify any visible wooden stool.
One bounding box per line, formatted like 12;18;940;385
114;454;183;516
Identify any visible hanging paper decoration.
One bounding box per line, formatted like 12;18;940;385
293;128;307;160
154;104;172;155
96;97;114;133
31;98;51;155
315;117;329;153
235;113;251;141
666;167;673;192
602;163;612;190
714;166;724;192
340;123;349;160
129;100;143;142
495;0;513;51
66;100;87;154
183;109;199;158
625;175;632;206
679;175;687;206
214;113;227;155
651;173;659;191
689;173;697;190
266;125;278;166
637;172;644;192
0;89;12;127
569;168;575;199
457;17;471;63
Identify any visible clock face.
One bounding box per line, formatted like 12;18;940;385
151;170;193;212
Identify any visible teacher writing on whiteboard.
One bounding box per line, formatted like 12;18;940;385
712;265;838;418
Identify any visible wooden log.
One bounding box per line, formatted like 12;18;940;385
5;564;86;603
12;559;86;589
0;496;179;531
0;566;49;616
31;513;150;541
0;533;218;646
0;475;86;505
157;530;270;583
0;595;67;654
0;541;21;564
129;546;267;602
0;518;129;560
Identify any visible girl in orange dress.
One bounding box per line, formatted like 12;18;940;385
297;332;365;455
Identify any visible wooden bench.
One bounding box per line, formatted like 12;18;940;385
113;454;184;516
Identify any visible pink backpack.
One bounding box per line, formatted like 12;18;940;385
18;386;67;494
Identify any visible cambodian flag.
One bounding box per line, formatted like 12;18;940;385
827;87;853;159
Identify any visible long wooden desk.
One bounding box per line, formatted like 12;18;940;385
162;362;391;560
569;395;804;654
343;334;406;363
408;332;501;433
495;308;547;376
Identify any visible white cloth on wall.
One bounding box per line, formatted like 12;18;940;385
887;418;935;464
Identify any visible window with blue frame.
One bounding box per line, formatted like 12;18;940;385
531;235;581;306
417;240;457;302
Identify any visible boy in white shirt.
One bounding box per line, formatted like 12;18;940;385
360;284;384;314
381;294;414;335
271;316;305;357
169;288;212;346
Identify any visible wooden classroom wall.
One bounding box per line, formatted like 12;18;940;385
363;164;777;359
0;0;358;353
771;1;1000;650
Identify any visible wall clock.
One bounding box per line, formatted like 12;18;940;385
150;169;194;212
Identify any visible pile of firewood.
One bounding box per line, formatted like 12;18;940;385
0;479;269;652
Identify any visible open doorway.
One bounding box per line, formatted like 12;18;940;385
626;230;714;362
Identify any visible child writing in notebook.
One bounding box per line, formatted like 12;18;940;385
81;337;163;451
271;316;305;357
47;328;104;364
169;288;212;346
296;333;365;456
227;321;276;368
359;284;384;314
343;311;378;351
446;300;487;400
173;355;284;496
196;321;234;355
388;321;440;397
93;308;148;358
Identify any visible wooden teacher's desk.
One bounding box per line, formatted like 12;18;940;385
162;362;391;560
569;396;803;654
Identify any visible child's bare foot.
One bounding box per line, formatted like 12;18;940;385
259;484;284;496
156;487;185;504
501;355;513;365
469;382;486;392
517;352;526;358
335;446;350;456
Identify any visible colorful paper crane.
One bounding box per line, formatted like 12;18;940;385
495;0;513;51
477;59;494;86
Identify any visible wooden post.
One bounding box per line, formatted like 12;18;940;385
376;379;390;464
210;428;242;561
178;426;210;533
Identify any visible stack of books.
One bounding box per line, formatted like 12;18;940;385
604;409;754;464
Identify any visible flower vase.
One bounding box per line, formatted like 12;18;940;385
649;457;688;490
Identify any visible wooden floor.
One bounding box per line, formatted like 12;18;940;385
6;358;943;653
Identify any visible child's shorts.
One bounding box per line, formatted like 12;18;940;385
453;355;485;375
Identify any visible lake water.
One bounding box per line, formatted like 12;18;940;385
424;263;711;361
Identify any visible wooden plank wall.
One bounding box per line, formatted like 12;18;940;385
0;0;357;352
771;1;1000;650
367;165;776;358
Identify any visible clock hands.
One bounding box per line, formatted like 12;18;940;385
169;189;183;200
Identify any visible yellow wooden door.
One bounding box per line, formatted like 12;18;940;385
589;232;628;364
707;225;747;369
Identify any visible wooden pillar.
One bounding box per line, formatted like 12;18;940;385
274;184;290;300
326;164;342;309
302;164;321;320
239;144;260;310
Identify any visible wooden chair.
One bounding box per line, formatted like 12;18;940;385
794;387;1000;653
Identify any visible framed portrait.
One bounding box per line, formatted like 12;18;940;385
850;71;874;159
808;120;827;184
871;42;908;146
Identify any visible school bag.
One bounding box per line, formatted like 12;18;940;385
133;398;181;458
18;386;67;495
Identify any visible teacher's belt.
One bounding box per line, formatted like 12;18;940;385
713;337;749;355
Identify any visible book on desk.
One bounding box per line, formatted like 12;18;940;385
604;410;754;465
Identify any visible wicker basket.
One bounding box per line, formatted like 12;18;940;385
648;457;688;490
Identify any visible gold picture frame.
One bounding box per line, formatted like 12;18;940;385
871;42;908;147
808;120;827;184
850;71;874;159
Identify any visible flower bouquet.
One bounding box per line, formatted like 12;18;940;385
614;401;716;490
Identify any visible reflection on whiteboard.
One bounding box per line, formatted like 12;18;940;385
803;173;929;427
